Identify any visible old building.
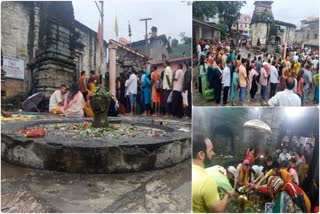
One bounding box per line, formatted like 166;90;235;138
294;17;319;51
1;1;107;105
193;17;223;43
231;14;251;38
130;27;169;63
250;1;296;51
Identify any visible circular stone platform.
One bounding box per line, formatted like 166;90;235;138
1;117;191;173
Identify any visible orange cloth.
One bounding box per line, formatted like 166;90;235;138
151;71;160;103
239;164;250;186
78;76;87;93
280;168;292;184
49;106;63;115
84;102;94;117
84;82;96;117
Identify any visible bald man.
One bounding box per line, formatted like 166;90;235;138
267;77;301;106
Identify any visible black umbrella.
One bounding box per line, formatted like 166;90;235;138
21;92;44;112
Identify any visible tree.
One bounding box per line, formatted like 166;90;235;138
193;1;218;19
171;38;179;48
215;1;246;34
192;1;245;34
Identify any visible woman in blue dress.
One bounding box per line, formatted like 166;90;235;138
230;63;239;106
143;70;152;116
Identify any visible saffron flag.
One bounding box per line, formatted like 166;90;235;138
114;16;119;38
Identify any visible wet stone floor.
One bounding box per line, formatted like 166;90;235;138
1;160;191;213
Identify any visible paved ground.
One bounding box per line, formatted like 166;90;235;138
1;113;191;213
1;159;191;213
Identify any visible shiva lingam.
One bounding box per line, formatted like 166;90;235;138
90;85;112;128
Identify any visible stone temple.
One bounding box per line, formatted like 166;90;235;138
1;2;148;109
250;1;296;52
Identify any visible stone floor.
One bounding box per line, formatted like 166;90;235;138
1;160;191;213
1;113;191;213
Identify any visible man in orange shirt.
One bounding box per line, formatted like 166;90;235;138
239;58;248;105
78;71;88;100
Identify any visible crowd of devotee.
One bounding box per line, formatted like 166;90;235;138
48;61;192;118
195;38;319;106
192;134;318;213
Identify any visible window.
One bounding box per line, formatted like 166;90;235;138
315;34;318;39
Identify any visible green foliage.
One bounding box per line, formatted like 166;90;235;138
215;1;246;33
193;1;218;19
171;38;179;48
169;42;191;58
193;1;246;33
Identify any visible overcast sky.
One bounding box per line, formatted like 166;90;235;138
72;0;192;43
241;0;320;27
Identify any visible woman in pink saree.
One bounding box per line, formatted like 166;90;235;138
61;83;84;117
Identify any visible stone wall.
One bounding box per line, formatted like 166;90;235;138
1;2;33;98
74;21;108;78
1;2;109;108
250;22;269;48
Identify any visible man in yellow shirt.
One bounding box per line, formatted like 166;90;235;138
239;58;248;105
192;134;235;212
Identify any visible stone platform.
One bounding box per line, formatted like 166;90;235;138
1;114;191;174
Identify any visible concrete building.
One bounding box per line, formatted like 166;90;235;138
130;27;169;63
294;17;319;50
1;1;108;103
231;14;251;38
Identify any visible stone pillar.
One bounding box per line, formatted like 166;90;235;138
33;2;77;109
108;42;117;96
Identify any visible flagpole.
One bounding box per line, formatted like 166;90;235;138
95;1;104;77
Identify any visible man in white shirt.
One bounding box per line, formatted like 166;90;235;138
312;55;319;70
267;77;301;106
222;60;231;105
49;84;67;114
172;64;184;118
269;61;279;98
125;67;138;116
162;60;173;116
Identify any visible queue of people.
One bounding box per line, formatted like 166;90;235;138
116;61;191;118
195;38;319;106
48;61;192;118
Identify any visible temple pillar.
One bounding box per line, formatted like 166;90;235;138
108;42;117;96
